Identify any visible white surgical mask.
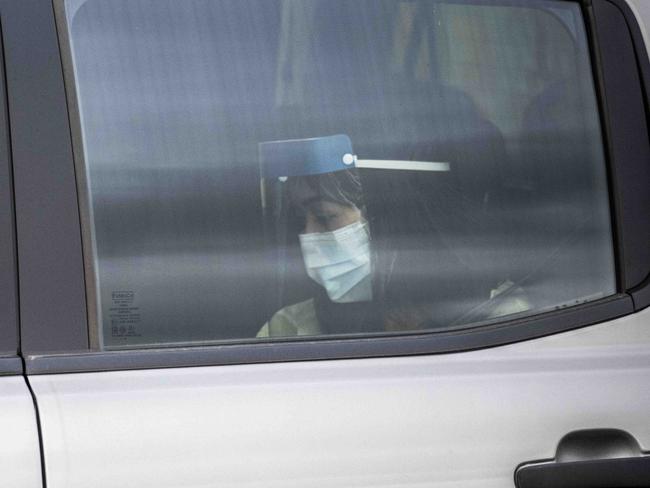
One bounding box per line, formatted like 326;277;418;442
299;221;372;303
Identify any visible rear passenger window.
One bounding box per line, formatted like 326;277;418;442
60;0;615;348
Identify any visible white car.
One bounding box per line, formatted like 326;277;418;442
1;0;649;486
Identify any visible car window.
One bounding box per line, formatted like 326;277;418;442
61;0;615;349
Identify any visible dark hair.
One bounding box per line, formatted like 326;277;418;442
287;169;364;209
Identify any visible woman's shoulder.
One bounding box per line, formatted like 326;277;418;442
486;280;531;319
257;299;321;337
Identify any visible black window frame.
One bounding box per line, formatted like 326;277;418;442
0;11;22;376
595;0;650;311
0;0;89;361
5;0;647;374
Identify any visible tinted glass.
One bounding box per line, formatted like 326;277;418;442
63;0;615;348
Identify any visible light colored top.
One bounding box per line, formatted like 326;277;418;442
257;299;320;337
257;281;531;338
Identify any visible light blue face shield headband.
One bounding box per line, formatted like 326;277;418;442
259;134;450;303
258;134;449;180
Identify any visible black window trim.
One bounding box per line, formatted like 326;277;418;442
24;294;633;374
0;9;20;375
5;0;647;375
602;0;650;311
1;0;89;359
0;357;24;376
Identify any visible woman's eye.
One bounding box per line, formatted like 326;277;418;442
316;214;337;224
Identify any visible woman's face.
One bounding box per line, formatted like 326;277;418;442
289;178;362;234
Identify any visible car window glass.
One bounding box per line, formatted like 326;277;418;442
62;0;615;348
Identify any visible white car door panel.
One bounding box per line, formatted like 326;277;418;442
0;377;42;488
30;306;650;488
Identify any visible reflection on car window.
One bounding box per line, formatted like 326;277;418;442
64;0;615;348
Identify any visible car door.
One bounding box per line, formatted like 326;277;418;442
4;0;650;487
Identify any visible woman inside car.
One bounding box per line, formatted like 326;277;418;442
257;134;529;337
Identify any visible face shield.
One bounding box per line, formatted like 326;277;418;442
259;134;451;315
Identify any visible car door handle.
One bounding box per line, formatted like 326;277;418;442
515;429;650;488
516;456;650;488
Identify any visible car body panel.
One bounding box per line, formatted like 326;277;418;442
0;377;42;488
31;306;650;488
